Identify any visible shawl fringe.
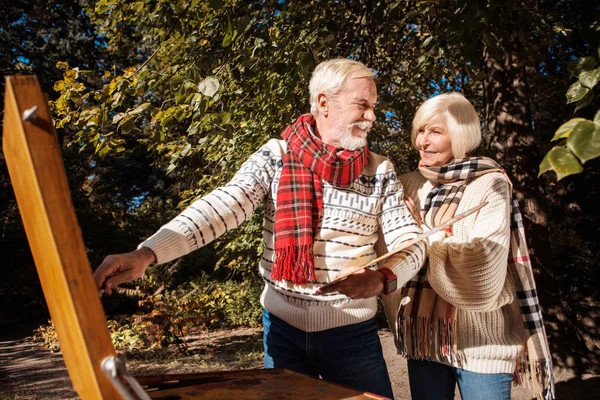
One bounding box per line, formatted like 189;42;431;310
396;316;457;362
515;351;555;400
397;316;555;400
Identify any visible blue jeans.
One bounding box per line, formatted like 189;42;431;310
407;359;512;400
262;309;394;399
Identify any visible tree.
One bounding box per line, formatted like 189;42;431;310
0;0;105;319
0;0;175;320
4;0;598;370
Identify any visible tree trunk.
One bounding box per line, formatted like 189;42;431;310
481;42;554;301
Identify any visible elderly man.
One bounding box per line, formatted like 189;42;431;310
94;58;426;398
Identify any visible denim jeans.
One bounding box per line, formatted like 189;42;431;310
262;309;394;399
407;359;513;400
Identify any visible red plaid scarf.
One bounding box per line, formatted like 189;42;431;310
271;114;370;284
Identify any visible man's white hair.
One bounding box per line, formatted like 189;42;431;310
411;92;482;159
309;59;375;117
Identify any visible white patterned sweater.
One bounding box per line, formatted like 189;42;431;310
140;139;426;332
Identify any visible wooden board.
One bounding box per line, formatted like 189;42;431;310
2;76;121;399
139;369;386;399
2;75;387;400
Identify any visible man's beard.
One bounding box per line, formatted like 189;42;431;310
337;121;371;151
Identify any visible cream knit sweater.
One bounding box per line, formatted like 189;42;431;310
383;170;526;375
141;139;426;333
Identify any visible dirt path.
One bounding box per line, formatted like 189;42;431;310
0;323;597;399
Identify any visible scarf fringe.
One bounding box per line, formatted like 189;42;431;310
273;114;368;284
271;245;316;284
396;316;457;363
515;351;555;400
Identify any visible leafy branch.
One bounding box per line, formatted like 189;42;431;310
539;47;600;181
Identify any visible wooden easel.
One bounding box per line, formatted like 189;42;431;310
2;76;385;400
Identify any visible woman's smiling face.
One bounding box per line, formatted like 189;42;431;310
415;123;454;167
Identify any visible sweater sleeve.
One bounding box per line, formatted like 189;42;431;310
378;168;426;288
139;140;278;264
426;174;513;312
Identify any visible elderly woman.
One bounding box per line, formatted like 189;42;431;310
383;92;554;400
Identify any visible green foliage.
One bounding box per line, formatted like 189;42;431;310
51;0;431;282
136;274;263;332
214;210;265;276
116;274;263;350
34;276;263;352
0;1;104;107
106;317;156;351
0;0;108;321
539;146;584;181
540;48;600;181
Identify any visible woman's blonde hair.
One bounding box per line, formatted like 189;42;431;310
411;92;481;158
309;59;375;117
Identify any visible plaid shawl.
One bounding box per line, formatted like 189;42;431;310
397;157;554;400
271;114;369;284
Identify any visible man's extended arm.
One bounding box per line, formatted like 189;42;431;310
94;141;279;293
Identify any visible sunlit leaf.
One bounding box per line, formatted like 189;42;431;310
221;112;231;124
130;103;151;115
566;81;589;104
181;143;192;157
222;18;234;47
538;152;552;177
566;120;600;163
551;118;587;141
98;144;110;157
187;121;200;136
95;0;111;15
55;61;69;70
112;92;122;107
112;112;127;124
579;67;600;89
161;116;175;128
539;146;583;180
53;80;65;92
198;77;220;98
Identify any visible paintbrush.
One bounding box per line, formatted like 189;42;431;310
319;201;489;290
